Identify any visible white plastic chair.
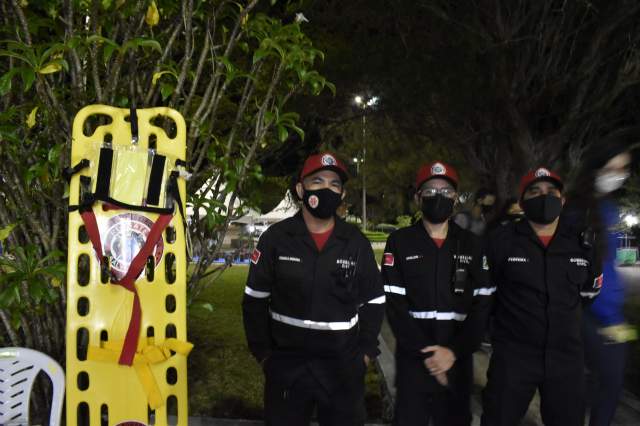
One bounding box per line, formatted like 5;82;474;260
0;347;65;426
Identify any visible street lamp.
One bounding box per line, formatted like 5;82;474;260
624;214;639;227
352;157;362;174
353;94;379;231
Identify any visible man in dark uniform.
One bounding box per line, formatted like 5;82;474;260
481;167;603;426
383;161;493;426
242;152;385;426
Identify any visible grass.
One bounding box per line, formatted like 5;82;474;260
187;265;384;420
363;231;389;243
373;248;384;265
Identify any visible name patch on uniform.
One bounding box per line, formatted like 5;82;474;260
251;248;261;264
507;256;529;263
337;258;357;267
453;254;473;264
570;257;589;267
405;255;422;261
383;253;395;267
594;273;603;289
279;256;301;263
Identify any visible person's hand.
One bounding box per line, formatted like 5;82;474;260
364;354;370;367
421;345;456;375
434;372;449;387
598;323;638;344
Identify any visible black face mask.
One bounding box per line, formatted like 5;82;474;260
421;194;454;224
302;188;343;219
521;194;563;224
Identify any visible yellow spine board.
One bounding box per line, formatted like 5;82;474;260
66;105;189;426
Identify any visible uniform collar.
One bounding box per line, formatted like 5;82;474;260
515;215;574;248
285;211;353;251
412;218;463;247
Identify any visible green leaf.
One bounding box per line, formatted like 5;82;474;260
103;43;118;63
20;68;35;92
0;70;15;96
200;303;214;312
160;81;174;100
122;38;162;54
277;125;288;142
26;106;37;128
0;49;32;66
0;224;16;242
37;61;62;74
40;43;66;64
152;70;177;86
252;48;268;64
289;123;305;140
325;81;336;96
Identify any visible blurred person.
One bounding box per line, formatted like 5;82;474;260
564;136;638;426
454;188;497;236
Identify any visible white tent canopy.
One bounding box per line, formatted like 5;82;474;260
185;175;298;226
257;191;299;223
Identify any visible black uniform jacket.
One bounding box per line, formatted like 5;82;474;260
382;221;493;362
486;218;602;375
242;211;385;386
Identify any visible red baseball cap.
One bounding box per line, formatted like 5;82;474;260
300;152;349;182
519;167;564;197
415;161;459;190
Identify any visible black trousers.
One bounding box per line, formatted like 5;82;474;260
481;348;585;426
583;313;627;426
393;355;473;426
263;358;367;426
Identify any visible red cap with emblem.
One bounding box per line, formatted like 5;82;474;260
415;161;459;190
519;167;564;197
300;152;349;182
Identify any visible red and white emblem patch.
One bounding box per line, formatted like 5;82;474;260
431;162;446;175
535;168;551;178
308;194;320;209
594;273;603;289
251;248;261;265
321;154;337;166
383;252;395;267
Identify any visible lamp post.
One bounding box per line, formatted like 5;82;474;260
354;95;378;231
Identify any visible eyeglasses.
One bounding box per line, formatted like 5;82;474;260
420;187;457;198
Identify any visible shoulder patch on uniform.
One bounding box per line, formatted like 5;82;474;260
383;252;395;267
483;255;489;270
594;273;603;289
251;248;261;265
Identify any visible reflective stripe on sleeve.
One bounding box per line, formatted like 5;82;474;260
408;310;467;321
270;311;359;331
244;286;271;299
384;285;406;295
580;291;599;299
473;286;497;296
367;295;386;304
